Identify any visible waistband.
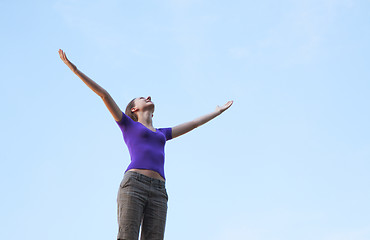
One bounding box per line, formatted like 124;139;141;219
124;171;166;188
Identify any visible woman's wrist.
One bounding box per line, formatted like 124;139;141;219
67;62;77;73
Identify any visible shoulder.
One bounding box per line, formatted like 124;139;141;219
157;128;173;141
116;111;135;126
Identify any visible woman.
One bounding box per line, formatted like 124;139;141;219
58;49;233;240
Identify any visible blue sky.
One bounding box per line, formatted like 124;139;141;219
1;0;369;239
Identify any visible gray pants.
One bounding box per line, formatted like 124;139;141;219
117;171;168;240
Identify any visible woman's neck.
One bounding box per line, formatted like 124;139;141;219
137;111;154;128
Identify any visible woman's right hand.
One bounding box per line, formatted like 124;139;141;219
215;100;233;114
58;49;77;72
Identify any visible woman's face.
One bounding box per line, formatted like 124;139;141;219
133;96;155;112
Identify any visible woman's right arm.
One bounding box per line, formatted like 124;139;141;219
58;49;123;122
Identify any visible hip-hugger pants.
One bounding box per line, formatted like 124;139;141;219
117;171;168;240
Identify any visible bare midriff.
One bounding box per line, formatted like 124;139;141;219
128;169;165;182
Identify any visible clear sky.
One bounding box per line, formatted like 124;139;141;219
1;0;369;239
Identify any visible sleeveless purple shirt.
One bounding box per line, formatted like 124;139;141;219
116;112;172;179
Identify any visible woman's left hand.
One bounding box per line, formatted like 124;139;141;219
216;100;233;114
58;49;77;72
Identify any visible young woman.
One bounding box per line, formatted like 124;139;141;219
58;49;233;240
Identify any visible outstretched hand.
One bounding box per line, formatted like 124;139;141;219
58;49;76;71
216;100;233;114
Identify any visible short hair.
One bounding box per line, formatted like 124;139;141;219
125;97;138;122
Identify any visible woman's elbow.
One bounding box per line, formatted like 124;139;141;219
100;90;110;99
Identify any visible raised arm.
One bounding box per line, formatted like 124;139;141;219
171;100;233;139
58;49;123;121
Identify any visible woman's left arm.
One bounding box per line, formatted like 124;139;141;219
172;100;233;139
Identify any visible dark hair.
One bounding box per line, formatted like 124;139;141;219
125;97;138;122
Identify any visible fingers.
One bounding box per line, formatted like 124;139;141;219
221;100;233;112
58;49;69;62
224;100;233;107
58;49;64;60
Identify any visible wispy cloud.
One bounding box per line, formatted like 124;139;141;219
228;0;354;66
53;0;124;49
321;225;370;240
229;47;250;59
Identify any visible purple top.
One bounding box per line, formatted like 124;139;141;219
116;112;172;179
